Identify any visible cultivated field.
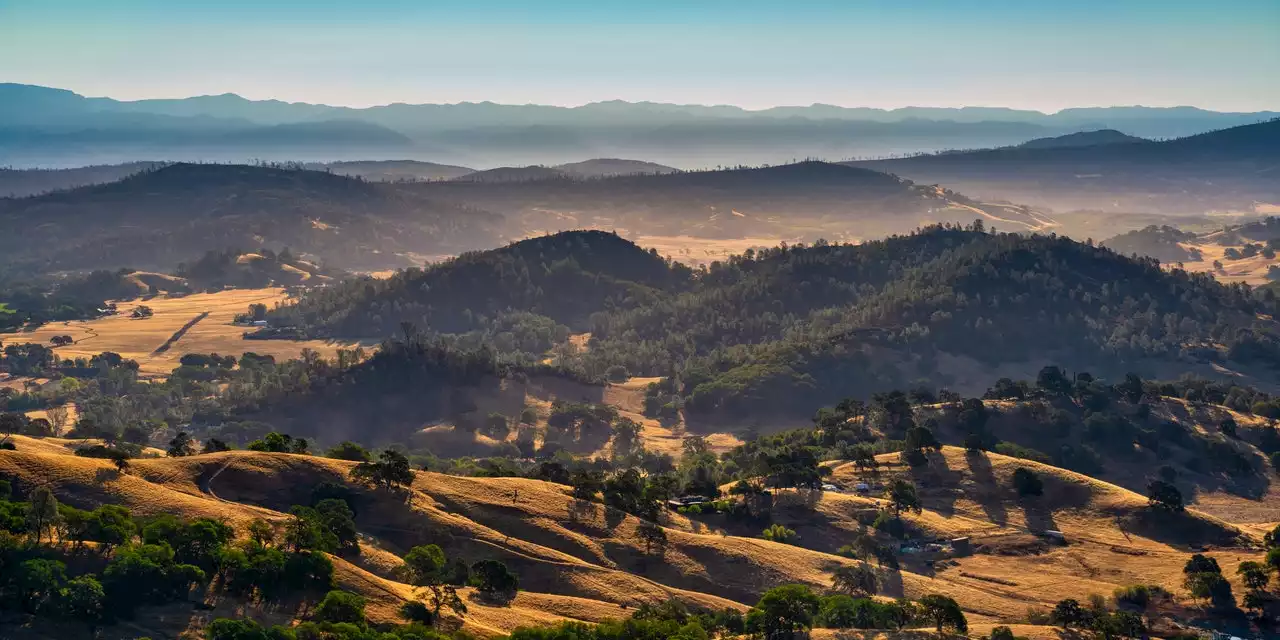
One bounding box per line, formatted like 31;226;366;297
0;288;372;376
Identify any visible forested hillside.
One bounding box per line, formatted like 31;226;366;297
267;230;692;340
0;163;505;275
407;160;1055;240
268;225;1280;422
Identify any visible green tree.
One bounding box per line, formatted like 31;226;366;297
59;575;105;632
746;584;820;639
918;594;967;633
1183;554;1221;575
351;449;414;490
471;559;519;598
1184;569;1234;609
283;506;337;553
398;600;435;625
1092;610;1145;640
1238;561;1270;591
25;486;61;543
15;558;66;613
401;544;466;621
1146;480;1183;512
831;564;877;597
326;441;371;462
1050;598;1086;629
86;504;136;548
247;518;276;547
886;479;922;518
314;499;359;555
989;626;1016;640
636;520;668;557
168;431;196;457
312;590;366;625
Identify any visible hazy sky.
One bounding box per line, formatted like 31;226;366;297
2;0;1277;111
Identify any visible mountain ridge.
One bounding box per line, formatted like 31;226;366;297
4;83;1277;168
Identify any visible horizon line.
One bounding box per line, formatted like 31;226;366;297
8;82;1279;117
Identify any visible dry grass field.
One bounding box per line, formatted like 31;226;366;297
1175;241;1277;285
0;288;373;376
1;432;1268;638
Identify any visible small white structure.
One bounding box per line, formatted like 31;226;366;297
1041;530;1067;543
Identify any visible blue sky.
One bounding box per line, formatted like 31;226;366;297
1;0;1277;111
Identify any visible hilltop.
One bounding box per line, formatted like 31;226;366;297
0;163;505;274
1016;129;1147;149
851;119;1280;215
452;166;569;183
308;160;477;182
552;159;678;178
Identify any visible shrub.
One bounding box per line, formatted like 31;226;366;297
989;626;1016;640
761;524;797;544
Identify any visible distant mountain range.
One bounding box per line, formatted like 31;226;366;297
2;83;1275;168
850;119;1280;214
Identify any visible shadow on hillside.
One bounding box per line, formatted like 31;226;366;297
1021;498;1059;534
1117;508;1244;549
965;451;1008;526
1156;402;1272;501
526;375;607;405
876;563;906;599
1179;466;1272;504
909;452;963;517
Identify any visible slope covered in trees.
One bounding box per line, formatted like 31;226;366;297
409;160;1055;240
267;230;693;338
268;225;1280;421
0;163;505;275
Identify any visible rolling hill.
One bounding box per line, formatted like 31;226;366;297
408;160;1059;243
0;161;166;198
849;119;1280;215
265;226;1280;429
0;400;1270;638
0;163;505;275
1015;129;1147;149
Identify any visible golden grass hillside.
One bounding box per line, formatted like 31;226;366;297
3;440;1268;637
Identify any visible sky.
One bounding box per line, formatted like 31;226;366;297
1;0;1277;112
